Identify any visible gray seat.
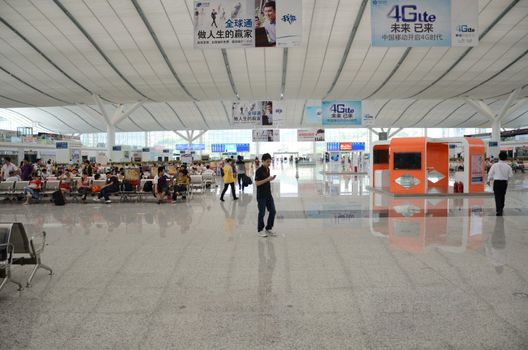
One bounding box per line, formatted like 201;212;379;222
42;180;62;196
12;181;29;197
0;181;15;198
0;222;52;292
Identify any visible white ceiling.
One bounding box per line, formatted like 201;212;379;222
0;0;527;133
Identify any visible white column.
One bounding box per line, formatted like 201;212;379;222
491;120;501;142
106;124;116;158
144;131;149;148
312;141;316;162
256;141;260;157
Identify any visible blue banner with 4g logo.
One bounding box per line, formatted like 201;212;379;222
371;0;478;47
322;101;362;126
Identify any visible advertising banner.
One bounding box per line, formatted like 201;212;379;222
362;114;375;127
232;101;275;126
195;0;302;49
451;0;479;47
322;101;362;126
252;129;280;142
275;0;302;47
304;106;322;126
471;154;484;184
194;0;255;49
297;129;325;142
371;0;478;47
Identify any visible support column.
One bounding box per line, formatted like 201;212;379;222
106;124;116;159
491;120;501;142
256;141;260;158
312;141;316;162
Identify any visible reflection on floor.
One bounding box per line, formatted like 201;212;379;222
1;164;527;349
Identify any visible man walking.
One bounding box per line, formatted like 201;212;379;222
255;153;277;237
220;159;238;202
487;151;513;216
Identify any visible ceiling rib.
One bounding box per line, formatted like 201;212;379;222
222;49;239;99
193;102;210;129
324;0;369;99
165;103;187;129
365;48;412;99
408;0;521;99
4;108;58;133
0;17;92;97
0;94;35;106
0;66;71;104
36;107;80;132
280;48;288;99
130;0;198;101
455;48;528;97
142;105;167;130
52;0;153;101
61;106;104;132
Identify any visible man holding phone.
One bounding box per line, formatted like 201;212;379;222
255;153;277;237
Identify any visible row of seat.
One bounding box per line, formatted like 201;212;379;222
0;173;218;202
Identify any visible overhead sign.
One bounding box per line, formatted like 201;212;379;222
211;143;251;152
322;101;362;126
339;143;352;151
142;148;150;152
304;106;322;126
194;0;254;49
194;0;302;49
232;101;273;125
327;142;340;152
371;0;478;47
56;142;68;149
175;144;205;151
297;129;325;142
112;146;122;151
252;129;280;142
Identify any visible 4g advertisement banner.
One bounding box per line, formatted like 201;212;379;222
322;101;362;126
371;0;478;47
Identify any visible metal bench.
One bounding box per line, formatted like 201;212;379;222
0;222;52;292
0;181;15;199
189;175;204;197
41;180;62;197
12;181;29;198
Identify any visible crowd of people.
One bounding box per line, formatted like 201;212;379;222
0;155;255;205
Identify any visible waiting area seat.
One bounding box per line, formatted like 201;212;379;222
0;222;52;292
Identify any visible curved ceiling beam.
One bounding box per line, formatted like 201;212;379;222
193;102;210;129
280;48;288;99
141;105;167;130
455;48;528;97
324;0;369;99
0;17;90;95
52;0;154;101
61;106;104;132
409;99;447;127
165;103;186;129
408;0;521;99
0;66;71;104
0;93;35;106
364;48;411;99
130;0;198;101
36;107;81;132
389;100;419;126
2;109;58;134
222;49;239;99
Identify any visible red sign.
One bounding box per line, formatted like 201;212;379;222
339;142;352;151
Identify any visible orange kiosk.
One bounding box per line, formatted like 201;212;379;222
371;137;486;195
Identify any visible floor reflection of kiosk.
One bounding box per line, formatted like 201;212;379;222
371;137;486;195
369;195;484;253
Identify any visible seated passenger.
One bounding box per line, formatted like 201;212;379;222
202;165;215;176
78;173;91;201
5;170;20;182
154;167;170;204
94;172;119;204
173;169;190;200
59;169;74;193
23;175;43;205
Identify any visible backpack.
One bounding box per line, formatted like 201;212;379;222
122;181;133;192
242;174;252;187
52;190;65;206
143;181;153;192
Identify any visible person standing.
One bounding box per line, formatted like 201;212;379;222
255;153;277;237
220;159;238;202
487;151;513;216
235;156;246;191
1;157;18;181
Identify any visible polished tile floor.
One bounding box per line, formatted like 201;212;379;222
1;164;528;349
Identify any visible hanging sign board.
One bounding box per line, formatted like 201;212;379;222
252;129;280;142
322;101;362;126
371;0;478;47
194;0;302;49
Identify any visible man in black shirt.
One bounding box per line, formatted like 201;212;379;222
254;153;277;237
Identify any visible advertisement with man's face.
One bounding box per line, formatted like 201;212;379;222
252;129;280;142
